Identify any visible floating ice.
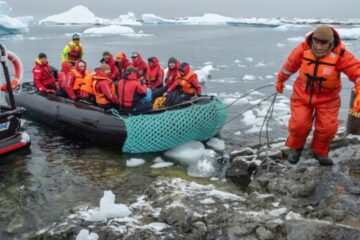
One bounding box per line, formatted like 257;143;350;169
126;158;145;167
287;36;304;42
83;191;131;221
165;141;218;178
276;43;285;47
243;75;256;81
196;65;214;83
76;229;99;240
337;28;360;40
39;5;109;25
206;137;225;151
245;57;254;62
265;75;274;79
111;12;141;26
83;25;146;37
0;1;28;35
255;62;266;67
151;162;174;169
142;13;235;25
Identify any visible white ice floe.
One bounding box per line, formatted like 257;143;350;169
83;25;142;36
254;62;266;67
206;137;225;151
126;158;145;167
265;75;274;79
276;43;285;47
142;13;235;25
0;1;28;34
337;28;360;40
76;229;99;240
234;59;241;63
245;57;254;62
196;65;214;83
82;191;131;221
243;75;256;81
39;5;109;25
287;36;304;42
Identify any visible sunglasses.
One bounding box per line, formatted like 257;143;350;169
73;38;80;41
313;37;330;45
131;56;137;59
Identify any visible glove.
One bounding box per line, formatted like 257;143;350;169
353;84;360;112
276;79;285;93
38;87;46;93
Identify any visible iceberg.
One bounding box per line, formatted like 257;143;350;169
110;12;141;26
39;5;109;25
0;1;29;34
82;25;150;37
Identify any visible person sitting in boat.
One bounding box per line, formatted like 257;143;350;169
165;62;202;107
32;53;56;93
79;71;96;103
115;53;131;80
100;51;117;80
165;57;180;89
57;61;73;97
145;56;164;90
118;66;152;113
131;52;148;79
61;33;83;65
64;60;88;101
93;64;119;109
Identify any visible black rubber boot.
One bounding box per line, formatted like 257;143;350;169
314;154;333;166
287;148;303;164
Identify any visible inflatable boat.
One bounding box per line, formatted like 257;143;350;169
0;44;30;156
6;83;227;153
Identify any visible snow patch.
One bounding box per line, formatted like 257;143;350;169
76;229;99;240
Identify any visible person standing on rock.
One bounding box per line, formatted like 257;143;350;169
276;25;360;166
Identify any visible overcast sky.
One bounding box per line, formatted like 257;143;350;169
9;0;360;20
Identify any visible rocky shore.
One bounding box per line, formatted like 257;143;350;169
33;134;360;240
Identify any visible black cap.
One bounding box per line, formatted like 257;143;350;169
38;53;47;59
148;57;155;62
103;51;110;56
168;57;177;64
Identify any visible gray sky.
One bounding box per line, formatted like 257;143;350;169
8;0;360;20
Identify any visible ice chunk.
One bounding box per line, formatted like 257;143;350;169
111;12;141;26
337;28;360;40
76;229;99;240
126;158;145;167
39;5;109;25
243;75;256;81
196;65;214;83
83;25;138;36
276;43;285;47
151;162;174;168
164;141;205;164
0;1;12;15
206;137;225;151
142;13;236;25
187;149;217;178
245;57;254;62
0;14;28;34
84;191;131;221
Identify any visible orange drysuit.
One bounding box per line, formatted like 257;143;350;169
278;28;360;156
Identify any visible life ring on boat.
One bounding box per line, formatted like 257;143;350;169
1;50;23;91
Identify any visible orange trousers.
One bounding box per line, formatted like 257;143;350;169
286;82;341;156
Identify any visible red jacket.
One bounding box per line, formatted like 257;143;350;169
278;28;360;91
115;54;131;80
165;61;180;87
100;54;117;79
146;57;164;90
118;71;148;108
32;59;56;92
94;70;118;104
132;53;148;78
59;61;73;90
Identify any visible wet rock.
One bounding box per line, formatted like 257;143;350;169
192;221;207;239
230;147;256;160
158;206;192;232
255;226;274;240
124;229;157;240
225;158;258;187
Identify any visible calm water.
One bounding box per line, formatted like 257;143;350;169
0;24;359;238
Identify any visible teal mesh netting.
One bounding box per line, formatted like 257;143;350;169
115;98;227;153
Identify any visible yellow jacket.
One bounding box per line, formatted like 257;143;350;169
61;41;84;62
